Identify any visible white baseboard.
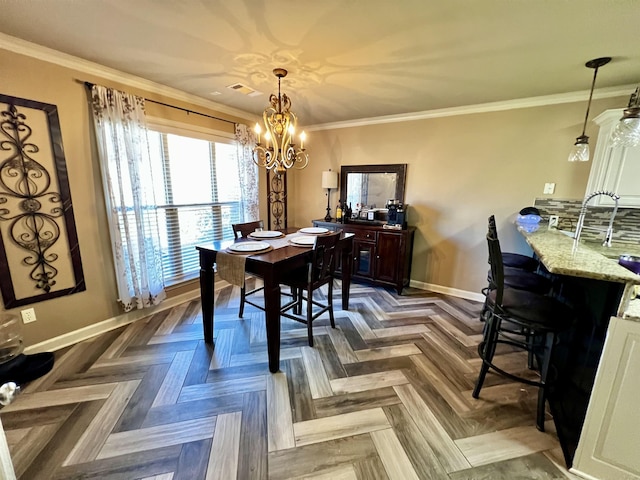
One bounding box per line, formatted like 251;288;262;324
24;289;201;354
410;280;485;303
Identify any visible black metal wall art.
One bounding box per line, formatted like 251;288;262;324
266;170;287;230
0;94;85;308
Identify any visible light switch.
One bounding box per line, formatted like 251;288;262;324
543;183;556;194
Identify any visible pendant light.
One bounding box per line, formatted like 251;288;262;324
610;86;640;147
568;57;611;162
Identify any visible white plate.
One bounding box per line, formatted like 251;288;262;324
228;241;271;253
299;227;329;234
290;235;316;246
248;230;283;239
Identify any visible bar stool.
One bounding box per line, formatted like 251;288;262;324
473;226;575;431
489;215;539;272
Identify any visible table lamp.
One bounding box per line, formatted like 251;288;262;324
321;170;339;221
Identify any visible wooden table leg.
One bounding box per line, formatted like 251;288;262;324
341;243;352;311
263;274;282;373
199;250;215;345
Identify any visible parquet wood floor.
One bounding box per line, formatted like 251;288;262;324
2;280;581;479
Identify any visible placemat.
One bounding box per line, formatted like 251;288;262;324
216;251;246;287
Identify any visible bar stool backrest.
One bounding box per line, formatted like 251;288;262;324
486;228;505;308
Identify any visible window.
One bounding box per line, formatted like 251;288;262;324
148;127;241;285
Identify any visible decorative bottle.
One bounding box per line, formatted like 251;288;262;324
336;201;342;222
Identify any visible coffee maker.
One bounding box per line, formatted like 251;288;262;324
386;199;407;228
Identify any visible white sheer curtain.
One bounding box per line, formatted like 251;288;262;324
235;124;260;222
90;85;166;312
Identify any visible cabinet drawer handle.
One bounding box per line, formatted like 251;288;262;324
376;255;380;259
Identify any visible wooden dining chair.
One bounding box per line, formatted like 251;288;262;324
232;220;265;317
280;231;341;347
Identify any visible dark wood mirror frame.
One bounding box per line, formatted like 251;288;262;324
340;164;407;207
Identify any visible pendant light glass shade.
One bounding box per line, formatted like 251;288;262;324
610;86;640;148
568;135;590;162
568;57;611;162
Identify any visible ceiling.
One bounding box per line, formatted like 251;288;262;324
1;0;639;127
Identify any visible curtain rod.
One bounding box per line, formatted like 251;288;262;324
83;81;237;126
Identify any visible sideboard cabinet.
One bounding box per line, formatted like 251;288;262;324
312;220;415;294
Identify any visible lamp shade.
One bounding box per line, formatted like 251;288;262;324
321;170;338;189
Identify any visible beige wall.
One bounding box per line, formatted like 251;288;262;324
289;96;626;296
0;47;254;347
0;45;629;347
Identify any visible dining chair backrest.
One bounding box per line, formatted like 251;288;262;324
232;220;264;239
308;231;341;287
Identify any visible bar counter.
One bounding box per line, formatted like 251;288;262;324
517;227;640;467
520;228;640;318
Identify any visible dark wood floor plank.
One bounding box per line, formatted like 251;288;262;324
383;404;449;480
353;454;390;480
183;340;214;386
1;403;76;430
238;391;268;480
335;315;368;351
314;387;401;419
174;438;213;480
282;358;316;422
52;444;181;480
448;452;567;480
313;334;348;380
51;364;151;390
268;434;378;479
343;356;415;377
112;363;171;432
141;394;244;428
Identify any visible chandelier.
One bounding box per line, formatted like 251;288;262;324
610;86;640;147
568;57;611;162
253;68;308;175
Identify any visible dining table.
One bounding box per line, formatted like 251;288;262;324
196;227;354;373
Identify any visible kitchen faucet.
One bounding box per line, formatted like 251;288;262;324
574;190;620;247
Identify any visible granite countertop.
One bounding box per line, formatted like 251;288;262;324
518;227;640;320
519;227;640;284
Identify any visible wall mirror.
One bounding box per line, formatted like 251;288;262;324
341;164;407;209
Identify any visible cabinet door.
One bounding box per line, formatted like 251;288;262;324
353;240;376;279
588;110;640;208
375;232;402;284
572;316;640;480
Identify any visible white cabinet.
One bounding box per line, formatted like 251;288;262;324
572;316;640;480
586;110;640;208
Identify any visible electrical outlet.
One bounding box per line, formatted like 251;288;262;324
548;215;559;229
543;183;556;194
21;307;37;324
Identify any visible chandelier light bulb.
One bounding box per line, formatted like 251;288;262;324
300;131;306;149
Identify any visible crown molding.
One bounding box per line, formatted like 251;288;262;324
0;32;257;123
2;32;634;132
307;84;636;132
